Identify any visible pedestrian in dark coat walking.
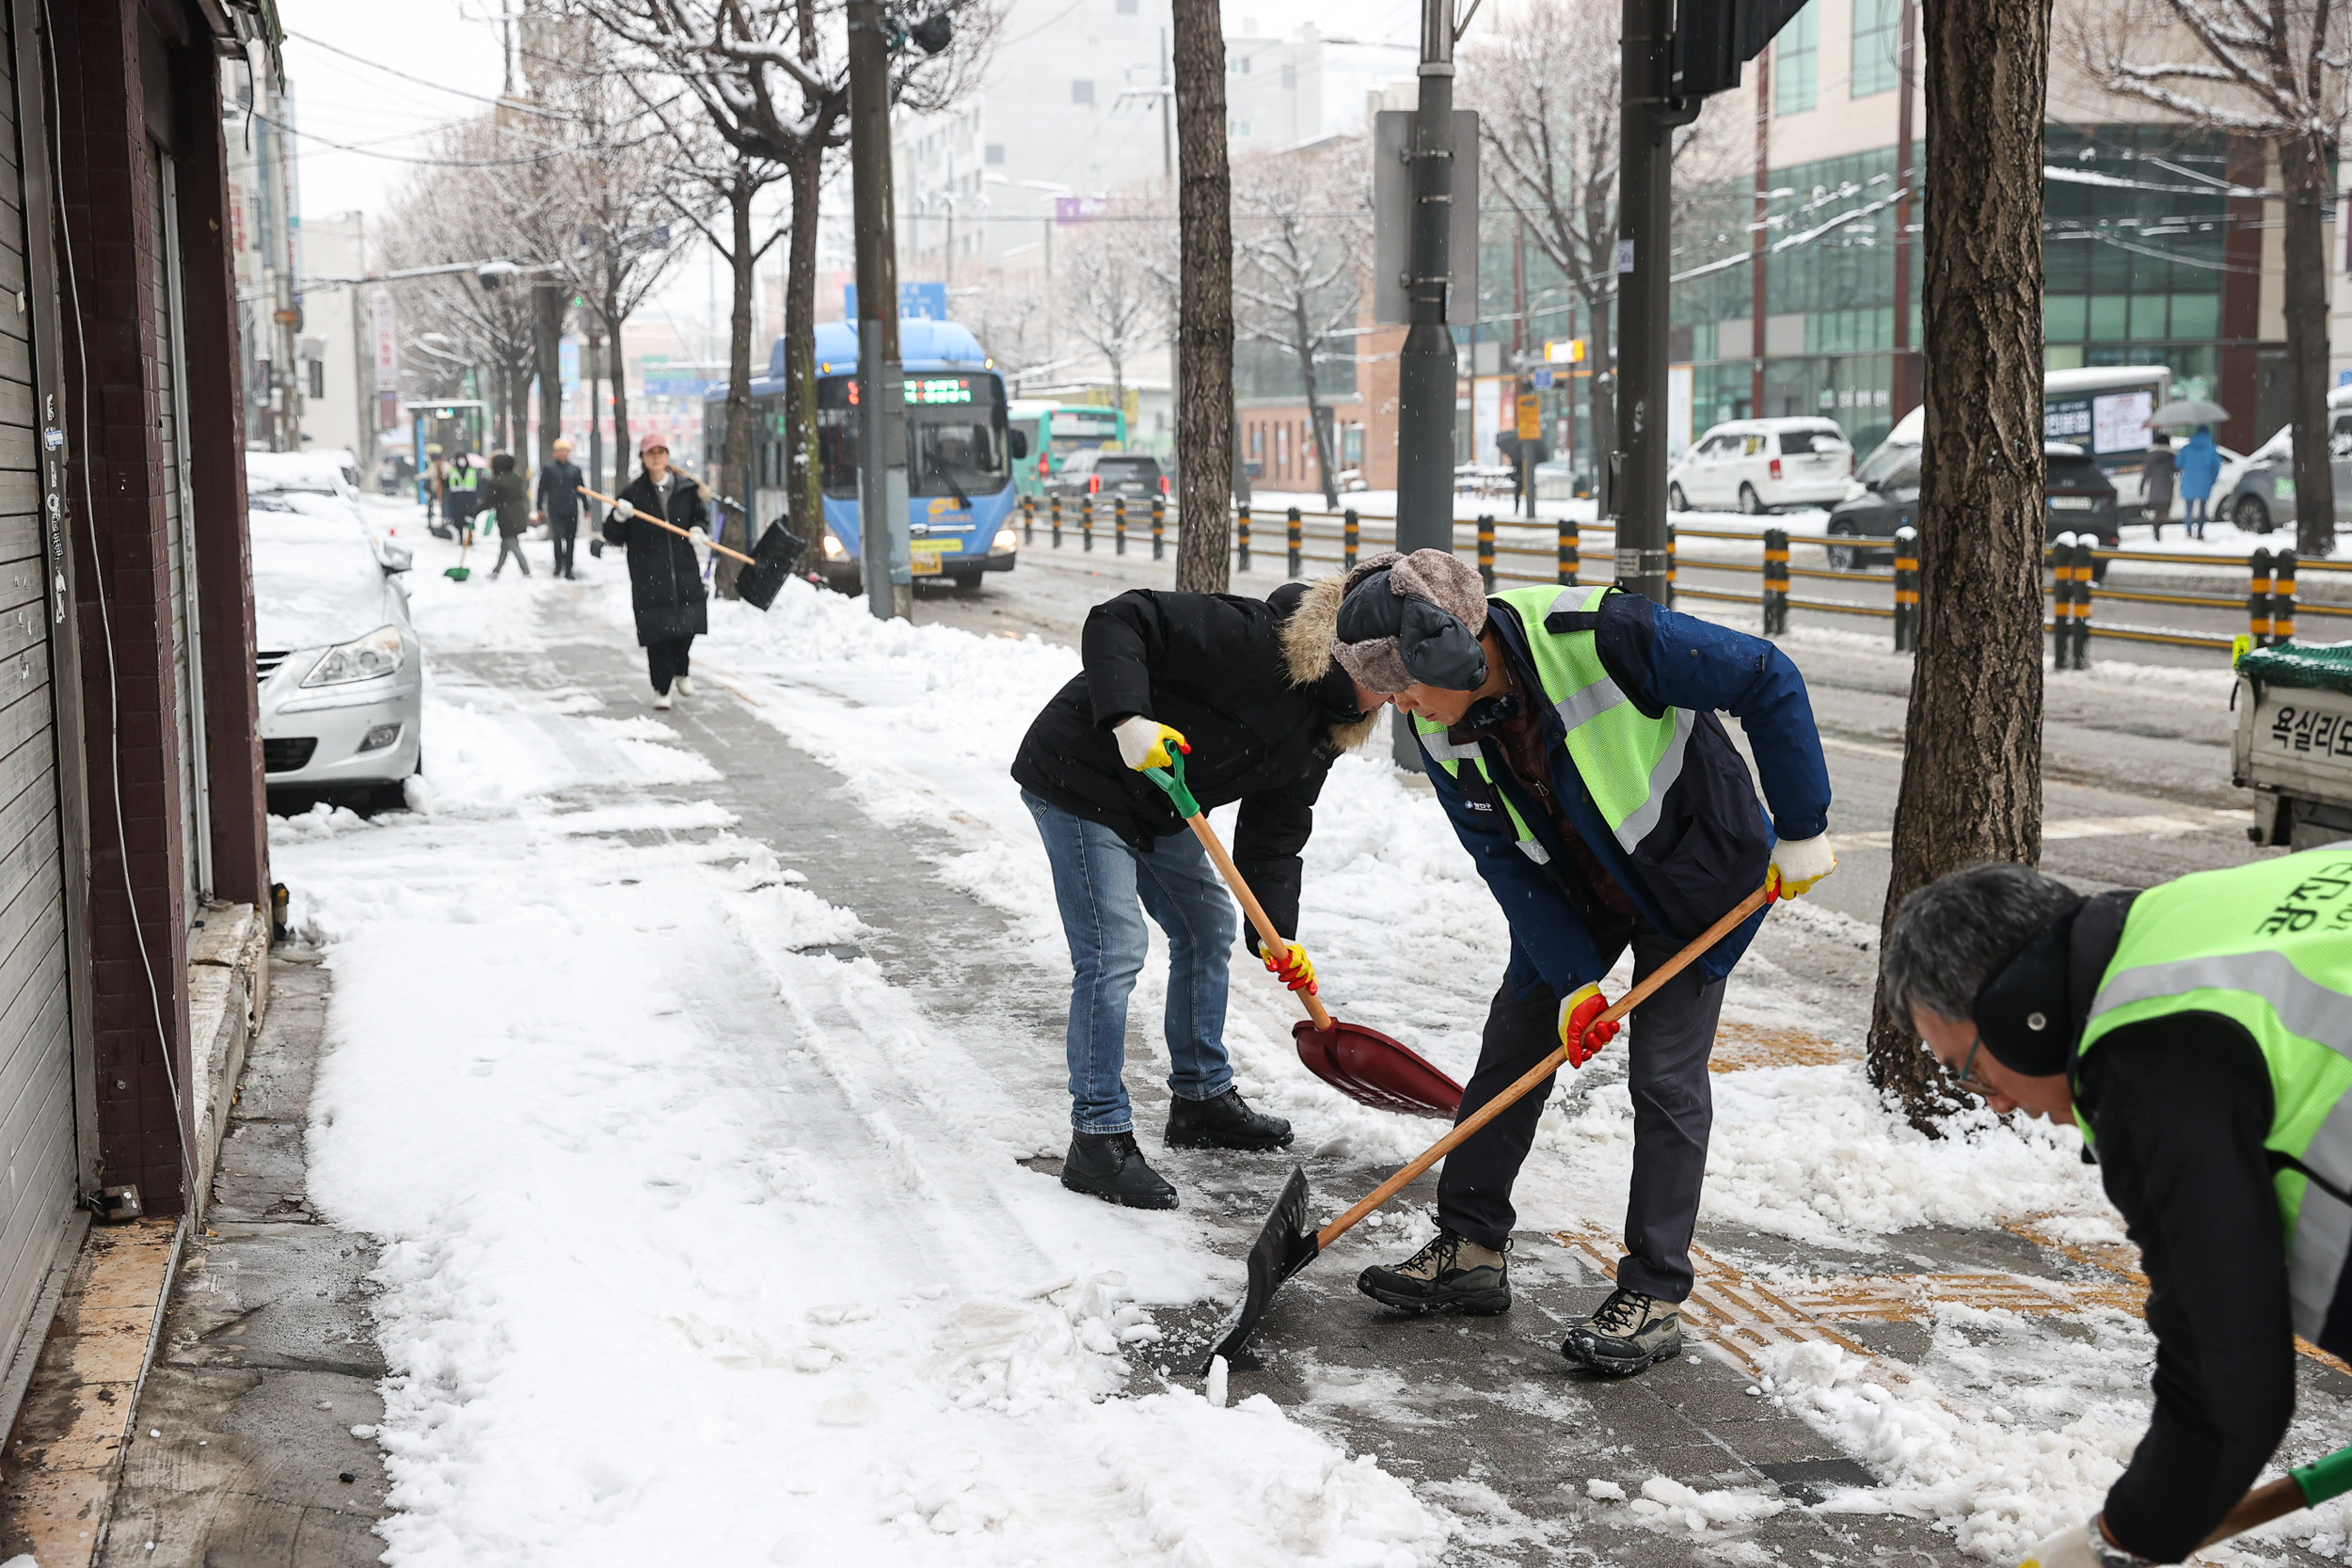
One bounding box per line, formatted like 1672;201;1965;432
604;434;709;709
534;437;584;578
483;453;532;578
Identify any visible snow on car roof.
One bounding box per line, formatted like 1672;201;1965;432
248;449;358;495
250;511;394;655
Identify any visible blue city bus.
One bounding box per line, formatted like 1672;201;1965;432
707;318;1020;594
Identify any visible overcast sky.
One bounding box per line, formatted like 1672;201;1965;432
276;0;511;226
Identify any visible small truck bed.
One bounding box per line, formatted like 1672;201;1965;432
2233;641;2352;849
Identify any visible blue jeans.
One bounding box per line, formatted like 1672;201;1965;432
2185;495;2209;537
1023;790;1238;1133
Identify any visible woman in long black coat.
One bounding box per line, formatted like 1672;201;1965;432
603;435;709;709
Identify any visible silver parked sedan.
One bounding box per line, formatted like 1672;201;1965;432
251;508;421;804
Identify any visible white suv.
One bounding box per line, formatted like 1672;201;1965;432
1669;419;1853;514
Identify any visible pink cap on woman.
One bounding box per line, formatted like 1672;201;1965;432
638;433;669;455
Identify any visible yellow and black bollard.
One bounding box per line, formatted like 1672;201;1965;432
1082;495;1095;552
1893;526;1919;652
1022;495;1035;545
1237;505;1252;573
2273;548;2298;645
2072;537;2096;670
1558;517;1579;586
2249;548;2275;646
1664;524;1677;610
1287;506;1302;577
1763;527;1789;635
2049;534;2074;670
1477;515;1496;592
1152;496;1166;561
1115;495;1128;556
1051;495;1063;548
1343;508;1359;571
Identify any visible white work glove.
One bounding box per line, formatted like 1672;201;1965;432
1769;832;1836;897
2016;1517;2144;1568
609;499;635;522
1111;715;1189;771
690;526;712;569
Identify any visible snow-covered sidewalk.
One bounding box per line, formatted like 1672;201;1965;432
271;519;2352;1563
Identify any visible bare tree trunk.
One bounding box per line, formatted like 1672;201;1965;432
1295;298;1338;510
716;179;759;596
606;296;633;491
2282;131;2336;560
1865;0;2051;1126
587;325;606;500
1170;0;1233;593
786;148;825;540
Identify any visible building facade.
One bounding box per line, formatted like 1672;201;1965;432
0;0;276;1436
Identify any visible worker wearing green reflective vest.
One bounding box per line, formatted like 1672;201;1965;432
1883;850;2352;1566
1324;550;1836;1376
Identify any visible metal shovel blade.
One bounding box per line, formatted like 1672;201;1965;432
1293;1019;1463;1118
735;523;808;610
1201;1164;1319;1371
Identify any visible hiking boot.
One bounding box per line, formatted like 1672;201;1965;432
1060;1131;1178;1210
1562;1286;1682;1375
1165;1088;1293;1151
1357;1228;1511;1314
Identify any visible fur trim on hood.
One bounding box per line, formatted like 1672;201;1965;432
1280;576;1382;753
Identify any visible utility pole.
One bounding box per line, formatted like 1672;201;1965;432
848;0;912;620
1613;0;1694;603
1751;46;1770;420
534;280;563;465
1394;0;1458;560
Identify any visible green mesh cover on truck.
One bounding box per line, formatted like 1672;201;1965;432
2240;641;2352;698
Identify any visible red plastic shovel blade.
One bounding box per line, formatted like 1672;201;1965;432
1293;1019;1463;1118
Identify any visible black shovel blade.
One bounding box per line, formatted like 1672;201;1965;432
736;523;808;610
1200;1164;1319;1372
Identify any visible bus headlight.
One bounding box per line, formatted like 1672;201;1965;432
822;533;848;560
992;528;1018;554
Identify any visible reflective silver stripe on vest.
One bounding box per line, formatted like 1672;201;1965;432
1554;675;1630;734
1610;706;1698;852
1419;728;1484;767
2293;1095;2352;1338
1517;840;1551;865
2090;952;2352;1058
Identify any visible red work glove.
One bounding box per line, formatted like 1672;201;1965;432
1558;982;1620;1067
1262;940;1318;996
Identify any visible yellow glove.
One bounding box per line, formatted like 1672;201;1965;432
1768;833;1836;897
1112;716;1190;771
1263;940;1316;995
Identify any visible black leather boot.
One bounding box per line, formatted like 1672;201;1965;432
1060;1131;1178;1210
1165;1088;1294;1150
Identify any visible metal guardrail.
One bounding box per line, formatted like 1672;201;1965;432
1012;497;2344;657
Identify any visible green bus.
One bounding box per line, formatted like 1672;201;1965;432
1007;400;1128;498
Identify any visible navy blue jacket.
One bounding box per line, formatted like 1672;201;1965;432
1425;591;1831;993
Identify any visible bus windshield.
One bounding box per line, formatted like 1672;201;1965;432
817;373;1009;499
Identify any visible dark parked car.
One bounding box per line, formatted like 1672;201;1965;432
1045;448;1168;502
1823;439;2117;575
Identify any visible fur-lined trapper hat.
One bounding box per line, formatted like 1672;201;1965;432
1327;549;1490;693
1276;579;1384;753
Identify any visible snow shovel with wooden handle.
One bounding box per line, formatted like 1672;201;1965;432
1141;752;1463;1119
1199;879;1778;1372
578;484;805;609
2200;1443;2352;1550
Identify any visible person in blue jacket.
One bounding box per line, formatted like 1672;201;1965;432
2176;425;2221;539
1327;550;1836;1375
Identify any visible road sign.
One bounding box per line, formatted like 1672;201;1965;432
1533;369;1555;390
1517;394;1543;443
844;281;949;321
1544;338;1586;365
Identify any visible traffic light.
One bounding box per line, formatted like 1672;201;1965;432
1674;0;1813;100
